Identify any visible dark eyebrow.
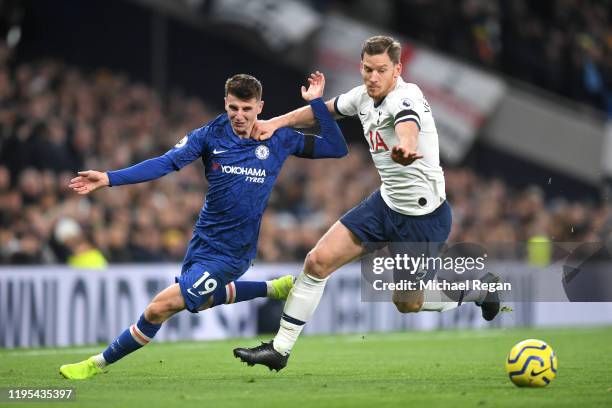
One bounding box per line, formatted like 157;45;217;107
363;63;388;70
228;103;254;110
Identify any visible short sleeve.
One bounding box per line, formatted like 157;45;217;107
388;84;425;130
333;85;364;117
164;126;209;170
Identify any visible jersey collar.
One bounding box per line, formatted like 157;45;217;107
373;98;385;108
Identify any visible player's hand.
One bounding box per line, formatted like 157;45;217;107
390;146;424;166
68;170;110;195
251;119;280;141
301;71;325;102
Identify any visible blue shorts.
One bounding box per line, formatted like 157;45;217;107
341;190;452;282
340;189;452;243
176;233;251;313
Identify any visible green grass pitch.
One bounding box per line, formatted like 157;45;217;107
1;327;611;408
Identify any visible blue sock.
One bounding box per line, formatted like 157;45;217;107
102;314;161;364
211;281;268;307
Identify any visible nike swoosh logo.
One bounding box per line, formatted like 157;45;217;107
359;111;366;116
530;367;549;376
213;148;228;154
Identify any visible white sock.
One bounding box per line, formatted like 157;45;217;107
265;281;274;297
273;272;328;355
419;280;488;311
420;300;459;312
461;287;488;303
91;353;108;369
419;280;460;312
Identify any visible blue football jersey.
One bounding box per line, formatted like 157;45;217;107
164;114;306;260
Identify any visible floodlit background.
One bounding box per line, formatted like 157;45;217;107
1;0;612;348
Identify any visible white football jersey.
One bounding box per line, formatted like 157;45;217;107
334;77;446;216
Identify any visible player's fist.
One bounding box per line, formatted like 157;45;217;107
251;119;279;141
301;71;325;102
68;170;109;195
390;146;424;166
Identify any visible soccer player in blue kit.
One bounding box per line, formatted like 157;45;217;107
59;72;347;379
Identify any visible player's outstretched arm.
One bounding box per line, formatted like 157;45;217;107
69;155;177;194
106;155;176;187
305;97;348;159
252;71;339;141
390;121;424;166
289;72;347;159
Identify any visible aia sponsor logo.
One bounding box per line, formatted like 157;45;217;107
368;130;389;153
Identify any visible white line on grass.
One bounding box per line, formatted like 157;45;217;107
2;347;102;357
1;342;211;357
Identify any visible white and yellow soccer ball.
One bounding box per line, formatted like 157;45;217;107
505;339;558;387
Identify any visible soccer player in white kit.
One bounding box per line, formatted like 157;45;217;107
234;36;499;371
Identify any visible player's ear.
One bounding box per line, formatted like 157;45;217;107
359;61;367;79
257;100;264;115
394;62;402;79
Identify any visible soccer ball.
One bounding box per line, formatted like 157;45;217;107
505;339;558;387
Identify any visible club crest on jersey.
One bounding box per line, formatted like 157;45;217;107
174;135;188;148
255;145;269;160
401;98;413;109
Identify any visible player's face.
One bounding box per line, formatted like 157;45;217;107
360;52;402;102
225;94;264;137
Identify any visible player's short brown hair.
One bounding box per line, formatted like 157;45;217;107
361;36;402;64
225;74;262;101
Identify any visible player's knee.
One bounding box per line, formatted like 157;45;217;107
144;303;164;324
393;300;423;314
304;249;332;279
145;299;181;324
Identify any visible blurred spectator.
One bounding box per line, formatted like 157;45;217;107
0;48;610;265
54;217;107;269
9;230;47;264
386;0;612;115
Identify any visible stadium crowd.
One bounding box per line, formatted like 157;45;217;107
0;46;609;265
386;0;612;115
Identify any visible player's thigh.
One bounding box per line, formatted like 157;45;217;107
176;257;250;313
145;284;187;324
305;221;365;278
